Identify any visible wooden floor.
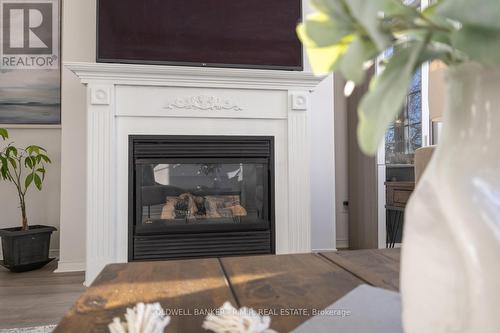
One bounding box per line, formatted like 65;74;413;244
0;261;85;329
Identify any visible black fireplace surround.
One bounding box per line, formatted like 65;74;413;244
129;135;275;261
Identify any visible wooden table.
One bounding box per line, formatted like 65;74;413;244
55;249;400;332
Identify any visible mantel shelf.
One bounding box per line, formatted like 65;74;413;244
65;62;325;91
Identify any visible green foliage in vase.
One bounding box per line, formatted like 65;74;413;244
0;129;52;231
297;0;500;154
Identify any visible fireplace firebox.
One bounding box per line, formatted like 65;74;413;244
129;136;275;261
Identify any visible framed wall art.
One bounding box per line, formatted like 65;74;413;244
0;0;60;124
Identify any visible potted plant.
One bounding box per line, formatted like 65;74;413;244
297;0;500;332
0;128;55;272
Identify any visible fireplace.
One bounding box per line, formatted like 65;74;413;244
129;135;275;261
67;62;323;284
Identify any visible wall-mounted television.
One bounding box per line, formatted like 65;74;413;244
97;0;303;70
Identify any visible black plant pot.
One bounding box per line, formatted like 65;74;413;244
0;225;56;272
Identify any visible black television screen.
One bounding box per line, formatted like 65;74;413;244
97;0;303;70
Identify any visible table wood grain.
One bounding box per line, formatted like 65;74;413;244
55;258;235;332
320;249;400;291
220;254;363;332
55;250;401;333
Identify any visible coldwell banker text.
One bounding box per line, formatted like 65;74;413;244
0;0;59;69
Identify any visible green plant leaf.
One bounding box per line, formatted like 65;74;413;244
0;168;10;181
34;173;42;190
0;156;8;180
26;145;46;154
450;25;500;66
428;32;453;50
37;168;46;181
297;0;422;77
344;0;394;50
437;0;500;30
6;146;17;158
338;36;378;84
0;128;8;140
298;18;354;74
40;154;51;163
421;2;454;31
310;0;355;28
311;0;347;17
300;0;380;76
8;157;17;169
300;12;352;47
24;156;33;169
357;41;423;155
25;173;34;189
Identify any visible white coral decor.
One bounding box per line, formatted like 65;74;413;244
108;302;170;333
203;302;278;333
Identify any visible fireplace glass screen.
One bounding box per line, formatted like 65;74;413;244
136;161;269;232
130;136;274;260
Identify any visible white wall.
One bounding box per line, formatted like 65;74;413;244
310;74;336;251
333;76;349;249
0;127;61;258
429;61;446;121
56;0;96;272
303;0;337;252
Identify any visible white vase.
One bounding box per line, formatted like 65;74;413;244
401;63;500;333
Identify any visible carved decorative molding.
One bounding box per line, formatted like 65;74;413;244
164;95;242;111
291;92;308;111
90;86;111;105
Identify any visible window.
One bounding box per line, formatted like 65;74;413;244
385;68;423;165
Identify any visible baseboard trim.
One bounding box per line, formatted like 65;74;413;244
55;260;85;273
312;247;338;252
336;240;349;249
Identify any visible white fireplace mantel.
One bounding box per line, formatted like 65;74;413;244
66;62;323;90
66;62;325;285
